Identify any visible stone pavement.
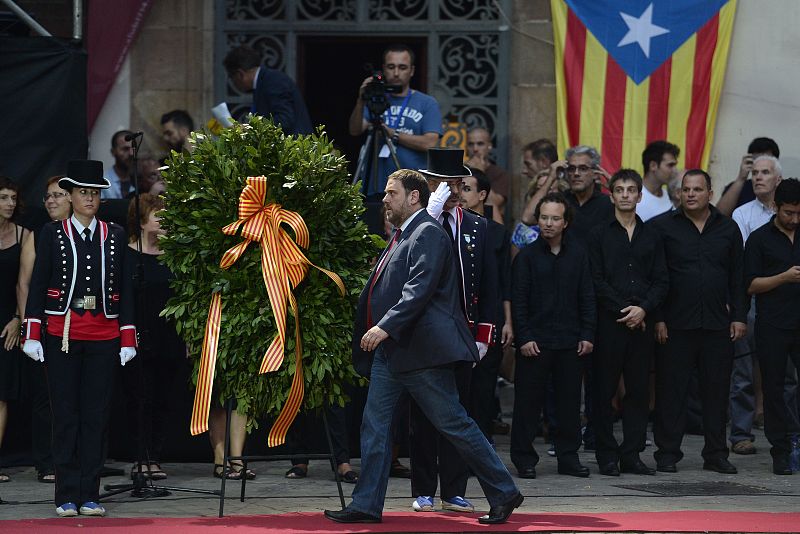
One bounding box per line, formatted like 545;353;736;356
0;428;797;521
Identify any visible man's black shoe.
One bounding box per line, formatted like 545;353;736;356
557;463;590;477
517;466;537;479
703;458;737;474
656;463;677;473
323;509;381;523
389;460;412;478
598;462;620;476
773;457;793;475
620;458;656;475
478;492;524;525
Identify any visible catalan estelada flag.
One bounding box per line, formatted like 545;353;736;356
552;0;737;173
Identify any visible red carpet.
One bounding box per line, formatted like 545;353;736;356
1;511;798;533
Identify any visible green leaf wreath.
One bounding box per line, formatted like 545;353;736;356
158;116;378;426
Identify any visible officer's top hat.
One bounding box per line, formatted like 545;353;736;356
418;148;472;179
58;160;110;191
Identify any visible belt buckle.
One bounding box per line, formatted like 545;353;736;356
83;295;96;310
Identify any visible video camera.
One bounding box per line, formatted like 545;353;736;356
362;70;402;118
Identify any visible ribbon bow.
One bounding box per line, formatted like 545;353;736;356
190;176;345;447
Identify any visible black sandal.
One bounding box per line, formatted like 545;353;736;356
338;470;358;484
285;465;307;479
213;464;241;480
229;461;256;480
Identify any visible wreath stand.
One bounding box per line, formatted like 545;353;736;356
217;398;346;517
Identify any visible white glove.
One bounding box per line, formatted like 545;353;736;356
426;181;451;220
120;346;137;366
23;339;44;362
476;342;489;360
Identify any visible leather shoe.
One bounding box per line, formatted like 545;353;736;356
620;458;656;475
324;508;381;523
656;463;677;473
557;463;590;477
598;462;620;476
773;457;793;475
703;458;737;474
478;492;524;525
517;466;537;479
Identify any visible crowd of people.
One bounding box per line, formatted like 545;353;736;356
0;41;798;524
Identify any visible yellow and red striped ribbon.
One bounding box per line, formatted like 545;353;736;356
190;175;345;447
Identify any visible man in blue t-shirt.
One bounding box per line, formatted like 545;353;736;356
349;44;442;200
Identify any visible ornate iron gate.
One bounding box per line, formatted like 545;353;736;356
215;0;511;167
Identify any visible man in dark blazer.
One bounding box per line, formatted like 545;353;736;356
223;45;313;135
324;169;521;525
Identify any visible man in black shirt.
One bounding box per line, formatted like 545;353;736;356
511;193;596;478
589;170;668;476
744;178;800;475
649;169;747;474
562;145;614;243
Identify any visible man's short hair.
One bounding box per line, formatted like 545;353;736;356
609;168;643;192
534;192;574;225
565;145;600;167
748;137;780;158
467;167;492;197
642;140;680;175
774;178;800;207
223;45;261;75
111;130;133;149
160;109;194;131
382;43;415;66
390;169;429;207
753;154;782;177
523;138;558;164
683;168;712;190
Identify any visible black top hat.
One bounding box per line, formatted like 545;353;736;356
419;148;472;179
58;160;110;191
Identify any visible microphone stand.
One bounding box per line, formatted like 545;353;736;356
101;132;217;501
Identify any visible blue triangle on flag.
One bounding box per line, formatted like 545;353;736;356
565;0;729;84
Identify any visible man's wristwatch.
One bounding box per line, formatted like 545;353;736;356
391;131;400;145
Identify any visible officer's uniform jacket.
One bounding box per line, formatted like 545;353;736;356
451;206;499;345
24;218;137;347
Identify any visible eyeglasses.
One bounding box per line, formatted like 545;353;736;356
566;164;595;174
43;192;68;201
77;189;100;198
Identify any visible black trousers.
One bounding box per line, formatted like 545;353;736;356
510;348;583;470
653;328;732;465
592;312;653;465
469;344;503;440
755;322;800;459
25;355;54;474
45;336;118;506
409;361;471;499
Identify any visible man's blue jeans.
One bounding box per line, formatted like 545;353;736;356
349;348;518;517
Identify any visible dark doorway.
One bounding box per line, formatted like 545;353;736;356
297;36;427;178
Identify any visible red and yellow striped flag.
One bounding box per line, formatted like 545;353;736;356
552;0;736;172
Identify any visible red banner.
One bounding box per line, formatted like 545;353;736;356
86;0;153;130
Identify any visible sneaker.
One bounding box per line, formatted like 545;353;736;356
56;503;78;517
79;501;106;516
442;496;474;512
732;440;756;455
412;495;435;511
547;443;556;457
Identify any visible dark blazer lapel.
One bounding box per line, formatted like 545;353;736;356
372;209;429;286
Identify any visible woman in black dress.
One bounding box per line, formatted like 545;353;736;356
0;176;31;482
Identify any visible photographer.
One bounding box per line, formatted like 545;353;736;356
349;44;442;200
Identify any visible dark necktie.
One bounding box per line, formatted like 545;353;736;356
442;212;455;243
82;227;91;245
366;228;401;328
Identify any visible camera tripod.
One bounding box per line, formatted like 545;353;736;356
352;114;401;192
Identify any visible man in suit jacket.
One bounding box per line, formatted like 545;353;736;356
223;45;313;135
324;169;521;525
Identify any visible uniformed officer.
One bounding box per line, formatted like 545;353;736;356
22;160;137;518
409;148;499;513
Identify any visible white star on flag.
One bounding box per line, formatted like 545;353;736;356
617;3;670;58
